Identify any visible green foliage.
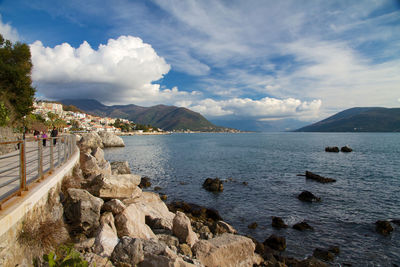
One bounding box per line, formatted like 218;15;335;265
0;101;10;126
68;119;82;131
63;104;83;113
0;34;35;124
41;245;89;267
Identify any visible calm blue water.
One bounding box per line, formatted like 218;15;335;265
104;133;400;266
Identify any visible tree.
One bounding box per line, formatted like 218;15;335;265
0;34;35;125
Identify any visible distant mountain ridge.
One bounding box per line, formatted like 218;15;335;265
60;99;232;132
295;107;400;132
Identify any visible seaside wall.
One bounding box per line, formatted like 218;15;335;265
0;147;79;267
0;127;21;156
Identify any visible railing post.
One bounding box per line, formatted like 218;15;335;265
64;136;67;163
19;140;27;193
38;138;43;180
57;137;61;166
50;137;54;172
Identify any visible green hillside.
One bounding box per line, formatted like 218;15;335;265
60;99;232;132
295;107;400;132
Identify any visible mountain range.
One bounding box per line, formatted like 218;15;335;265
295;107;400;132
60;99;234;132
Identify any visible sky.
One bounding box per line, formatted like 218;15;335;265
0;0;399;125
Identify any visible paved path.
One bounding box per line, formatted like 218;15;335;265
0;139;67;200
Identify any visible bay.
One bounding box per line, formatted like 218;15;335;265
104;132;400;266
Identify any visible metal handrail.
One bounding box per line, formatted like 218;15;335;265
0;134;77;209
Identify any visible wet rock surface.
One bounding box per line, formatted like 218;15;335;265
305;171;336;183
298;190;321;202
202;177;224;192
375;220;393;236
271;216;288;229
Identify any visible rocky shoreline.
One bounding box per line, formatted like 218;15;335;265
43;132;396;266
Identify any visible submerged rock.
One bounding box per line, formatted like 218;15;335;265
167;201;223;223
293;221;314;231
305;171;336;183
248;222;258;229
325;146;339;152
313;248;335;262
271;216;288;229
375;220;393;236
203;177;224;192
298;190;321;202
341;146;353;152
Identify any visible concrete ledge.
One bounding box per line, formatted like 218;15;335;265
0;147;79;238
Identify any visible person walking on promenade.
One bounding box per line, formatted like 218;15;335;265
51;127;58;145
42;131;48;146
34;130;40;141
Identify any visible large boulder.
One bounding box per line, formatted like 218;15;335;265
102;199;127;216
130;192;175;231
78;132;104;151
80;152;111;178
111;237;144;266
83;253;114;267
99;132;125;147
193;233;256;267
172;211;198;247
114;204;157;240
111;161;131;175
298;190;321;202
375;220;393;236
139;239;196;267
91;147;107;165
64;188;104;235
87;173;142;200
93;212;119;257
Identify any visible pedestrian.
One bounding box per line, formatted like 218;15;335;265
34;130;40;141
51;127;58;145
42;131;47;146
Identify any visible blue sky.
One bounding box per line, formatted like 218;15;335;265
1;0;399;124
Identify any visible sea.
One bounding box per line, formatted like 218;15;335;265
104;132;400;266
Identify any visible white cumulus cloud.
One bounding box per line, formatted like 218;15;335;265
188;97;322;120
0;15;20;42
30;36;172;103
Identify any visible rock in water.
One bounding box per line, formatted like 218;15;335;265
64;188;104;236
375;220;393;236
293;221;314;231
341;146;353;152
248;222;258;229
305;171;336;183
325;146;339;152
203;177;224;192
263;234;286;251
298;190;321;202
110;161;131;175
313;248;335;262
98;132;125;147
139;176;152;189
271;216;288;229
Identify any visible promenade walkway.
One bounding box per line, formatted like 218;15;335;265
0;135;76;207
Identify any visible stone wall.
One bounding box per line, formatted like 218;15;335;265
0;148;79;267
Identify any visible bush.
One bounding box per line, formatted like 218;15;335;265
39;245;89;267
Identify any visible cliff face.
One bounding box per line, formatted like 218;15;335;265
0;127;21;155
